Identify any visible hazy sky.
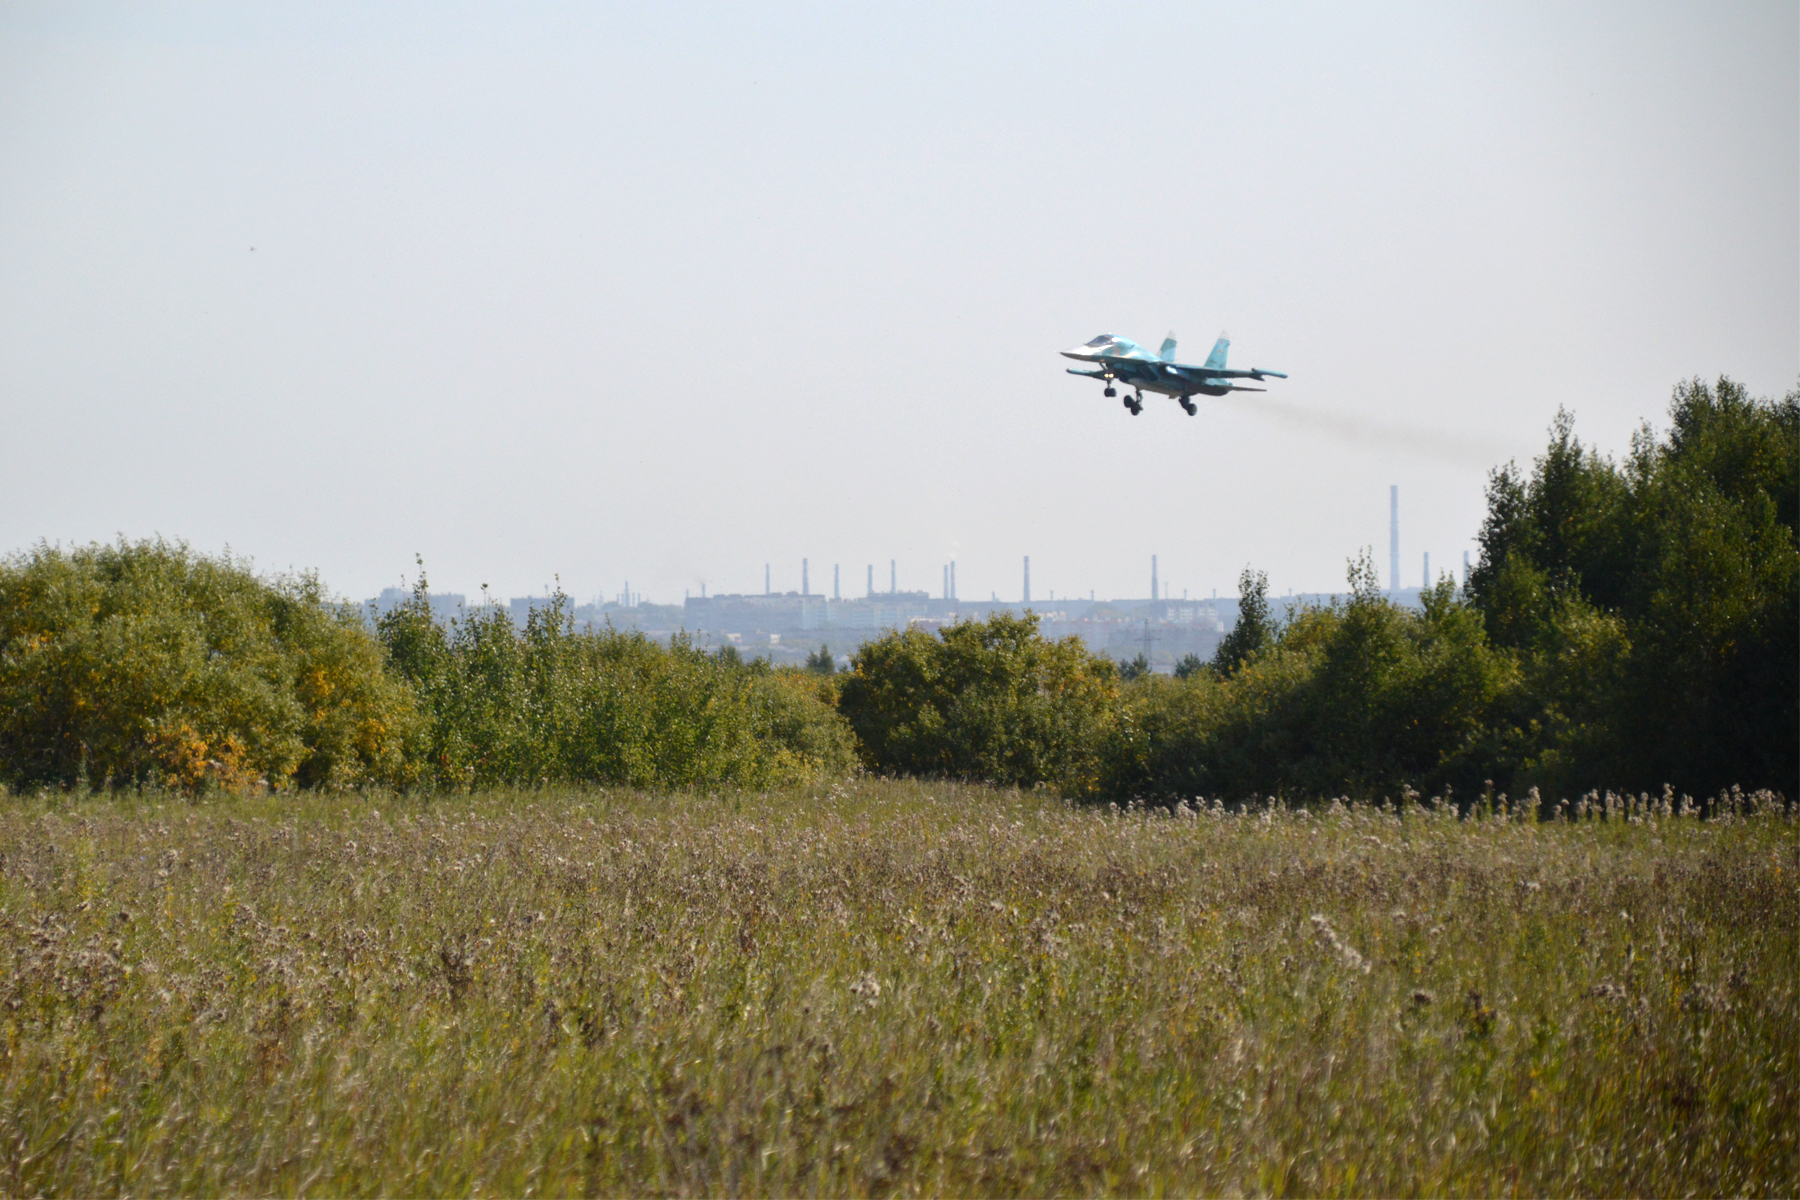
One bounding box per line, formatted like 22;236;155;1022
3;2;1794;606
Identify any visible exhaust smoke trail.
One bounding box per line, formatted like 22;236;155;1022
1219;394;1508;466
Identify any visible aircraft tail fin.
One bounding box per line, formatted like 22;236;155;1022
1158;333;1178;362
1204;331;1230;370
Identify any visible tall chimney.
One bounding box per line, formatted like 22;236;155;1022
1151;554;1159;602
1023;556;1031;605
833;564;840;601
890;560;897;594
802;558;809;597
1422;551;1429;591
765;563;770;596
867;564;873;598
942;564;948;600
1389;485;1400;595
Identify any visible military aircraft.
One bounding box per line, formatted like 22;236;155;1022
1062;331;1287;415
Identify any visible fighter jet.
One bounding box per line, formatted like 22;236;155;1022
1062;331;1287;415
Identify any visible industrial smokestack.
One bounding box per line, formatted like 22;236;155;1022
802;558;809;597
833;564;840;601
1023;556;1031;605
890;559;896;595
1423;551;1429;590
1151;554;1159;602
1389;486;1400;595
867;564;873;598
942;564;948;600
764;564;770;596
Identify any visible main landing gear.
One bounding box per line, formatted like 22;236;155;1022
1122;393;1144;415
1179;397;1197;416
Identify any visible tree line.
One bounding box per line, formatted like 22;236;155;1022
1;378;1792;803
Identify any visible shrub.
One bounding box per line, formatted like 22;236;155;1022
836;611;1118;794
0;539;416;791
376;578;854;790
1104;558;1520;803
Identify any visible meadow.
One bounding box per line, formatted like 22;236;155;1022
1;780;1792;1196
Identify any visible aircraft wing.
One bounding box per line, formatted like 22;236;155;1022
1172;364;1288;380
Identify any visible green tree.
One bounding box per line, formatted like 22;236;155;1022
1612;379;1798;796
837;611;1119;794
1466;379;1798;797
804;643;836;675
1172;653;1207;679
1211;567;1274;677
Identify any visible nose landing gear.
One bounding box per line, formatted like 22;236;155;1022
1103;385;1116;397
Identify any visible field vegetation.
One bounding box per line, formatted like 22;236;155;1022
0;781;1792;1195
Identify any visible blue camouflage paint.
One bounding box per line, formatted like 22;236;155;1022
1060;330;1288;411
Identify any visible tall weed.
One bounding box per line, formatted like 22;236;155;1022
0;781;1790;1195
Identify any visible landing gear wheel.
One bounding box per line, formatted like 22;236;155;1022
1103;386;1116;397
1129;399;1144;415
1121;396;1133;411
1181;398;1197;416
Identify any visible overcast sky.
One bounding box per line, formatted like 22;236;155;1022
2;1;1794;606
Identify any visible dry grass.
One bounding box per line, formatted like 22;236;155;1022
0;781;1793;1196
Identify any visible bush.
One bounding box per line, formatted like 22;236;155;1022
376;578;854;790
836;611;1118;794
0;540;416;792
1103;558;1520;803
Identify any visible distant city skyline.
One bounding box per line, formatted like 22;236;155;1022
415;484;1458;609
393;546;1455;614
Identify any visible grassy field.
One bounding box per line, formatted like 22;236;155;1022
0;782;1792;1196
